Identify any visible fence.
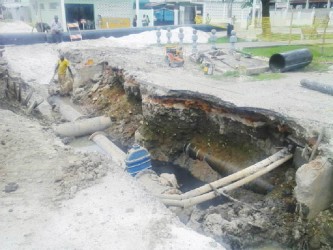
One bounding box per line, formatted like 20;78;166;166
231;8;332;47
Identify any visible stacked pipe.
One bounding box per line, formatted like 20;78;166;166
157;147;293;208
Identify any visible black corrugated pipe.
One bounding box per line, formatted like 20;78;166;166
184;143;274;194
269;48;313;72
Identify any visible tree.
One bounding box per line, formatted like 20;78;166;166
242;0;271;36
261;0;271;36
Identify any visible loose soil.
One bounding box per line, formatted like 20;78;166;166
1;37;333;250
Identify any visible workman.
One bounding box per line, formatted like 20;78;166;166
54;55;73;95
51;15;63;43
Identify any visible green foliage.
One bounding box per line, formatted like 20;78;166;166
251;73;284;81
241;0;253;8
257;31;333;42
243;44;333;66
223;71;241;77
216;36;246;43
257;33;301;41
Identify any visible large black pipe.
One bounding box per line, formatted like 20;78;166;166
0;25;225;46
269;48;313;72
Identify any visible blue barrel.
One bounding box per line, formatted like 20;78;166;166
125;144;152;176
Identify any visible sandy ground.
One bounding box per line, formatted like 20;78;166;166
1;25;333;249
0;109;224;249
0;26;229;250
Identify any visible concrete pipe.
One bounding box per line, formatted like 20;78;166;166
53;116;112;138
58;104;86;122
89;132;126;168
48;96;85;122
269;48;312;72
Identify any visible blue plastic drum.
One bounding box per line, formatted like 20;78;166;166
125;144;152;176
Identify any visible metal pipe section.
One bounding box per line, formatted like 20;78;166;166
89;132;126;168
269;48;313;73
183;143;274;193
161;154;293;208
53;116;112;137
157;147;290;200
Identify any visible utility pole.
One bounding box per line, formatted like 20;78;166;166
136;0;139;17
251;0;257;26
60;0;66;27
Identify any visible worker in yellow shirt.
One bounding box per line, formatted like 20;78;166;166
54;55;73;95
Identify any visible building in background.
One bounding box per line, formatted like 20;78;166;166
2;0;329;31
1;0;136;30
2;0;31;21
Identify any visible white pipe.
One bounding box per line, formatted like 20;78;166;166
53;116;112;137
157;148;290;200
161;154;293;208
89;132;126;168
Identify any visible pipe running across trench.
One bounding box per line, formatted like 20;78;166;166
53;116;112;138
89;132;126;168
183;143;274;193
51;97;128;168
50;97;112;138
160;152;293;208
157;147;292;201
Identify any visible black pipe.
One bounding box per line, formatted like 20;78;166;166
0;25;225;46
269;48;313;73
184;143;274;194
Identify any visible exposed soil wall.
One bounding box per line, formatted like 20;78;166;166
50;49;333;249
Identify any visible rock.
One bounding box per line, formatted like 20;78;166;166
294;157;333;219
203;213;224;236
91;83;100;93
73;87;84;96
4;182;19;193
159;173;179;188
91;73;102;83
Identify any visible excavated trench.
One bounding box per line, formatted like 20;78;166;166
65;61;315;249
2;52;329;249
